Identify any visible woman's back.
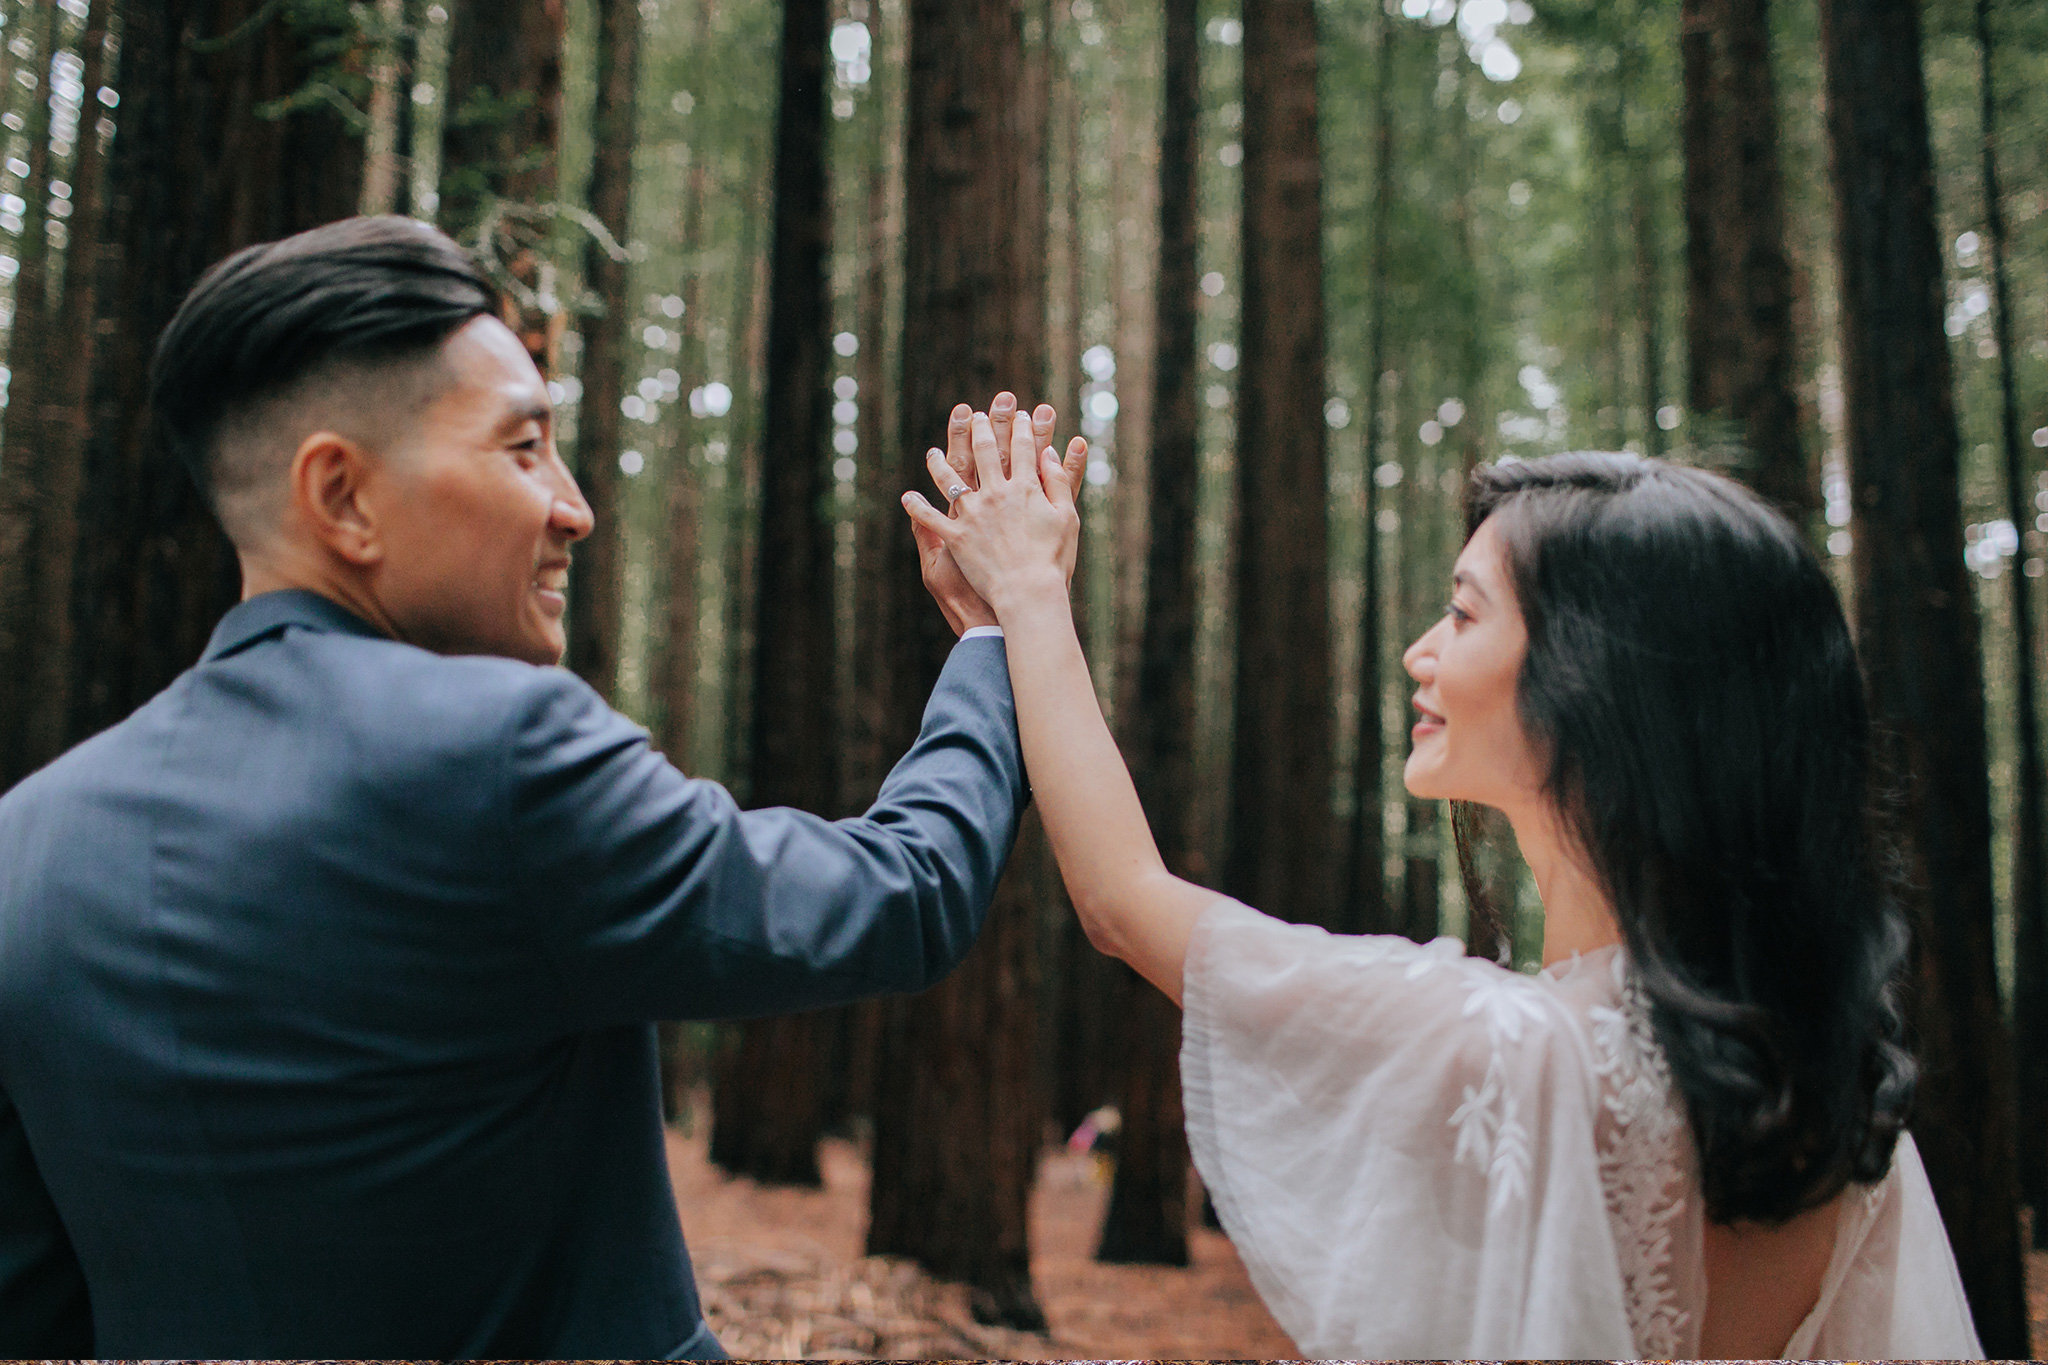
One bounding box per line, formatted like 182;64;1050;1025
1180;898;1982;1359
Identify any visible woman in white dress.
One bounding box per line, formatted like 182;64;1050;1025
904;412;1985;1360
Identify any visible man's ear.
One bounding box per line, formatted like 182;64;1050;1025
290;431;384;567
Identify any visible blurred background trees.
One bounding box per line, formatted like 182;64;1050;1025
0;0;2045;1349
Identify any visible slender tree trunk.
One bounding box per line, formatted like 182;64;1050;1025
1097;0;1198;1269
1622;45;1665;460
1819;0;2025;1347
1399;428;1441;944
1682;0;1810;517
0;0;66;786
442;0;567;369
564;0;641;699
1225;0;1335;928
1346;7;1396;939
57;0;362;774
866;0;1048;1329
708;0;838;1189
721;196;769;792
1975;0;2047;1253
14;0;112;781
360;0;407;215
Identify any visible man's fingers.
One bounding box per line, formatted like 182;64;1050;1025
1060;437;1088;503
990;392;1018;477
1031;404;1057;463
926;448;965;511
968;410;1006;489
945;403;975;486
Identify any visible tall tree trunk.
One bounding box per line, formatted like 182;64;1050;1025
1225;0;1335;928
1681;0;1810;518
1344;6;1396;939
1399;421;1442;945
1819;0;2025;1347
0;0;69;787
565;0;641;698
1097;0;1198;1270
12;0;113;783
442;0;567;369
1975;0;2047;1253
708;0;837;1190
1622;42;1665;460
865;0;1048;1329
360;0;408;215
57;0;362;776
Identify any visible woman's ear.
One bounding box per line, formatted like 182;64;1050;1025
290;431;384;567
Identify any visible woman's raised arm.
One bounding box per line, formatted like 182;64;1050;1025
903;408;1218;1003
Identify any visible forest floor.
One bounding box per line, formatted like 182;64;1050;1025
667;1125;1294;1359
670;1122;2048;1359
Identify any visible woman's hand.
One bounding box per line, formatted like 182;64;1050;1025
903;404;1086;622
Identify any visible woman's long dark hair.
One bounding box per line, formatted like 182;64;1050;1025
1460;452;1914;1225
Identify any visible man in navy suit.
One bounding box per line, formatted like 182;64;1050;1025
0;217;1076;1356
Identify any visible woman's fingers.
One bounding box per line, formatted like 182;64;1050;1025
968;410;1006;489
945;403;975;487
1008;402;1043;494
1051;437;1088;510
902;491;959;542
1031;404;1057;466
926;447;964;511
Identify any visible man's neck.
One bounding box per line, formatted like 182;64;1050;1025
240;551;401;641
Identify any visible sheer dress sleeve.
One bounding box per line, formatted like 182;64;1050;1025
1180;897;1638;1359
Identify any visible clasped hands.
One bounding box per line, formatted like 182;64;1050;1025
904;391;1089;636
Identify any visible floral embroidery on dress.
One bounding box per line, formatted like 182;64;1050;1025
1588;955;1692;1359
1448;965;1549;1214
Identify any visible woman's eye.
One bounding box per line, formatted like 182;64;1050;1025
1445;600;1472;625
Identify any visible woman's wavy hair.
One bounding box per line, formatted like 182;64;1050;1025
1458;451;1914;1225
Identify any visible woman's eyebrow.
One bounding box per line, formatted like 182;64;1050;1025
1452;568;1492;605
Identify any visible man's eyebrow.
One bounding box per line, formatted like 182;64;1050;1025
493;398;554;435
1452;568;1492;604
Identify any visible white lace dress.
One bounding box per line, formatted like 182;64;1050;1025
1180;897;1984;1360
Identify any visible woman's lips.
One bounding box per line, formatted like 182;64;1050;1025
1412;696;1445;738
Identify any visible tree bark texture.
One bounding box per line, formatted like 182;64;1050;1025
0;0;74;787
442;0;566;368
1622;43;1665;460
1680;0;1811;519
1097;0;1199;1269
565;0;642;700
1819;0;2026;1346
1344;9;1396;940
359;0;408;215
1974;0;2048;1251
865;0;1048;1329
709;0;839;1189
1225;0;1336;929
45;0;361;784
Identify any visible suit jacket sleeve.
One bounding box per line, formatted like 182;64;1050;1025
503;636;1027;1026
0;1088;91;1355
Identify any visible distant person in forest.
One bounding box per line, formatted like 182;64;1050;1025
906;424;1984;1359
0;216;1079;1358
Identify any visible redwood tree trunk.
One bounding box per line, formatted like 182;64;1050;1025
1097;0;1199;1270
1681;0;1811;518
58;0;362;775
709;0;838;1190
1225;0;1335;929
1819;0;2025;1347
442;0;567;368
1344;6;1396;940
865;0;1048;1329
1974;0;2047;1252
565;0;642;699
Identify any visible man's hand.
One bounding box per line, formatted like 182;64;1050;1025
915;394;1085;636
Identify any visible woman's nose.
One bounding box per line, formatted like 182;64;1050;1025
1403;624;1439;683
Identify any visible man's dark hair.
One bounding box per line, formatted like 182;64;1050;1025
150;215;501;516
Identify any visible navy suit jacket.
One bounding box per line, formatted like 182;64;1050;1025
0;589;1026;1358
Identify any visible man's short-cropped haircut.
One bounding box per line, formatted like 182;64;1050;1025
149;215;501;532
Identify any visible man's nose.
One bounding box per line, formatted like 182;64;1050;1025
552;467;596;542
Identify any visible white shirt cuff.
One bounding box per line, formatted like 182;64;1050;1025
960;626;1005;641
